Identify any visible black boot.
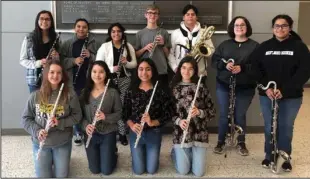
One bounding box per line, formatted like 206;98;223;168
119;134;128;146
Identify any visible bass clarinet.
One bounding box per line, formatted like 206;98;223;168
85;79;110;148
134;81;159;148
221;58;243;148
73;33;89;85
36;83;64;160
180;75;203;148
258;81;290;174
36;32;61;87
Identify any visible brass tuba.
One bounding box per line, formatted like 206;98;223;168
188;25;215;62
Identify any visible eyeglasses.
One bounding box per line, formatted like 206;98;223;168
146;11;159;16
39;17;51;22
273;24;289;30
234;24;246;28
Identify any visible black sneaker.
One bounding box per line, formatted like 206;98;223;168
262;159;270;168
213;142;225;154
282;161;292;172
73;133;82;146
237;143;249;156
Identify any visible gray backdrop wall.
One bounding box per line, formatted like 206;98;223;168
1;1;302;130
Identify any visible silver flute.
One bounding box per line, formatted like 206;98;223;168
36;83;64;160
85;79;110;148
180;75;203;148
149;22;163;59
134;81;159;148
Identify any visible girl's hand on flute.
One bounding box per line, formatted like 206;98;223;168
48;116;58;127
130;123;142;135
179;120;188;131
38;129;48;142
86;124;95;136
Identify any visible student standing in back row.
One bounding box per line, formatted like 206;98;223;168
20;10;60;93
249;14;310;172
60;18;100;146
96;23;137;145
135;4;171;94
211;16;259;156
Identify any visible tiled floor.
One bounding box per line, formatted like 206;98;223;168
2;88;310;178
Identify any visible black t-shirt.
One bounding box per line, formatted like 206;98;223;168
37;41;53;60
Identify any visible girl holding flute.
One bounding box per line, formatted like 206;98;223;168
170;56;215;177
80;61;122;175
122;58;174;175
21;60;82;178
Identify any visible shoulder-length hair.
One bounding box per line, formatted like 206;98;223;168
39;60;69;105
130;58;159;95
227;16;253;38
170;56;199;89
82;61;116;104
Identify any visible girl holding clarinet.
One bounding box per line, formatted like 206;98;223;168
80;61;122;175
170;56;215;177
122;58;174;175
96;23;137;146
21;60;82;178
20;10;60;93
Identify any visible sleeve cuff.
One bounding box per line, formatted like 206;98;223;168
175;117;181;125
198;110;205;118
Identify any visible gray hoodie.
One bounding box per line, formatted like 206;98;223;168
21;89;82;148
59;33;100;87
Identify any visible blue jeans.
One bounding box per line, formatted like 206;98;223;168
32;140;72;178
171;146;207;177
129;128;162;175
28;85;39;93
259;96;302;160
216;82;255;143
84;131;117;175
73;88;82;137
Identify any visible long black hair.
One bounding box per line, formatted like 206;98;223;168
82;61;117;104
272;14;302;41
106;23;132;62
130;58;159;95
31;10;58;59
170;56;199;89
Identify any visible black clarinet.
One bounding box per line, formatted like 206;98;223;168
36;32;61;87
73;33;89;85
113;40;125;86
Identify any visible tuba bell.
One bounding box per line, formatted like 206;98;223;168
188;25;215;62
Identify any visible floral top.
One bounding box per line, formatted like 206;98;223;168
172;82;216;148
123;87;174;130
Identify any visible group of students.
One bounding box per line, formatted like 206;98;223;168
19;3;310;178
